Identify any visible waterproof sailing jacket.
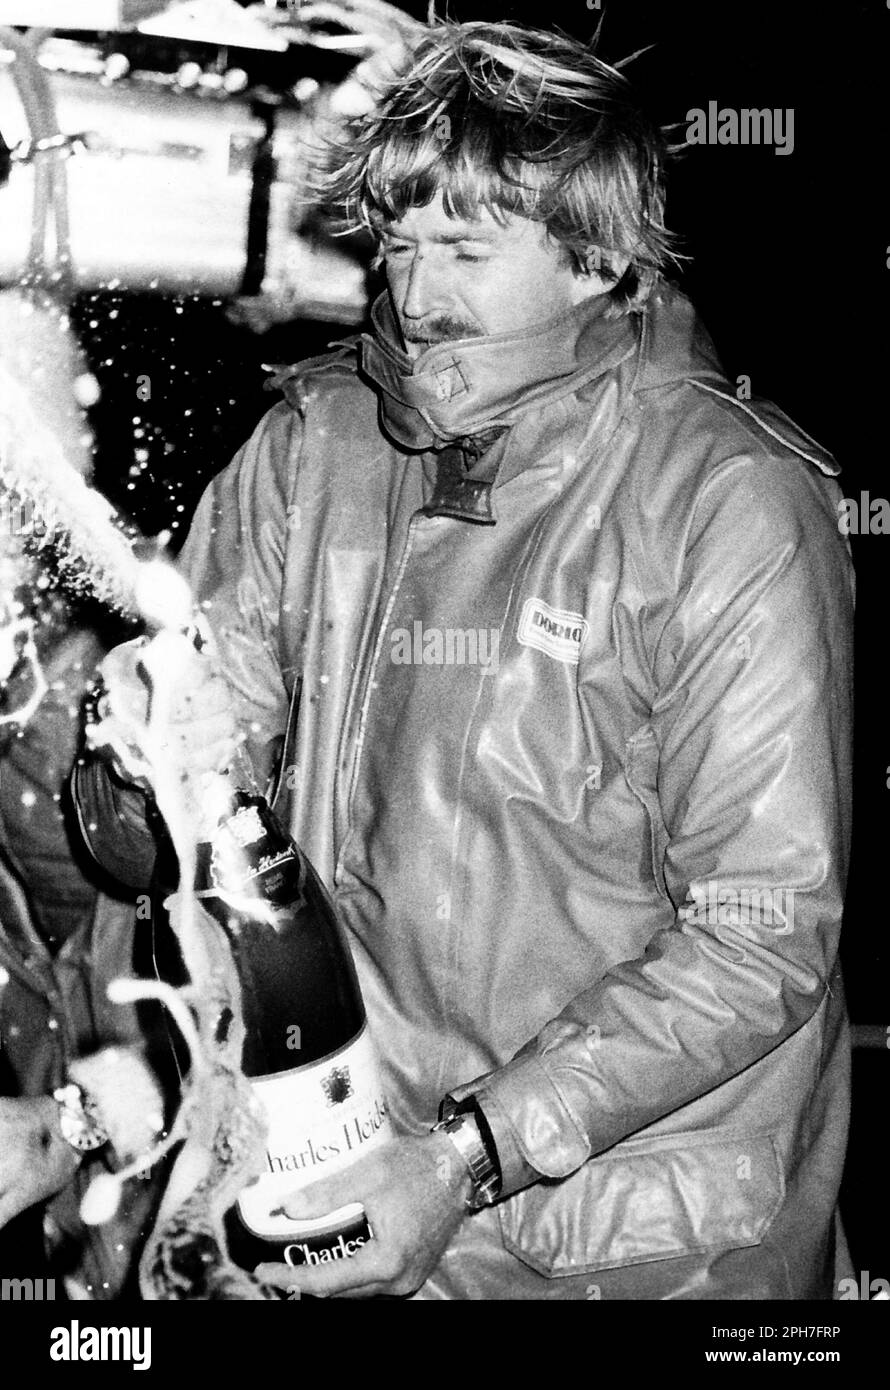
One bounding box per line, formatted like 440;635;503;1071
78;287;855;1299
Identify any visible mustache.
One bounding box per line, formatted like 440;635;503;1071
401;315;484;345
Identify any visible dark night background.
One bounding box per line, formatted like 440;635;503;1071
22;0;889;1283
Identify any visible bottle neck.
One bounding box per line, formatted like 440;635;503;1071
196;781;299;914
195;744;263;844
229;741;263;797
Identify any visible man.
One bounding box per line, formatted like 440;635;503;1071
79;21;854;1300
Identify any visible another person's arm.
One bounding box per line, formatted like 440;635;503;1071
0;1098;79;1231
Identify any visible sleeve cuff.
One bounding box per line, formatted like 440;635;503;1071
448;1052;593;1200
71;758;158;892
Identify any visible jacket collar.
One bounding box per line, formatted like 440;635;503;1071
359;291;638;451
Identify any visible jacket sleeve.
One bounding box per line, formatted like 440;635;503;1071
74;401;302;887
71;760;158;892
453;450;854;1199
175;399;299;780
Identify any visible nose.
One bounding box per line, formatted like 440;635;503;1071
398;250;441;321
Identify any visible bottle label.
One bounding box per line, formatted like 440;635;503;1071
281;1203;373;1269
237;1023;391;1240
209;796;306;910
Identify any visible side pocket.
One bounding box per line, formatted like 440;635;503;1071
624;723;670;903
497;1131;785;1278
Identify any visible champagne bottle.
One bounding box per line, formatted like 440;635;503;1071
85;618;391;1275
198;787;392;1273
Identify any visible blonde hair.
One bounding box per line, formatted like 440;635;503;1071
316;20;683;313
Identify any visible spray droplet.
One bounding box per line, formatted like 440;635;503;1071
73;373;101;407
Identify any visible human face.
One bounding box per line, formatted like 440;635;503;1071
379;194;609;361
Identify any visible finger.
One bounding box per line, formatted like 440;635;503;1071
298;3;370;32
165;712;238;748
160;732;239;775
165;681;239;733
301;0;420;36
255;1252;385;1300
99;642;151;709
162;654;228;697
101;636;148;675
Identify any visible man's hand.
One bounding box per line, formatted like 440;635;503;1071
255;1133;472;1299
0;1096;80;1229
91;636;240;796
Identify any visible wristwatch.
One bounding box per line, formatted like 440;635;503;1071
52;1082;109;1153
431;1102;501;1210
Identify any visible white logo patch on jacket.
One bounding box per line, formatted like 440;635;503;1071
517;598;589;665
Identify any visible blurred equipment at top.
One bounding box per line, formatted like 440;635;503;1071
0;1;382;323
0;4;170;28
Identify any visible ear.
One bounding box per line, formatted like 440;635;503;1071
571;247;632;303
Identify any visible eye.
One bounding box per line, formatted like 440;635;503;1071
383;241;413;258
454;245;492;264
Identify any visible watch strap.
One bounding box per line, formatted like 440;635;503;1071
432;1100;501;1209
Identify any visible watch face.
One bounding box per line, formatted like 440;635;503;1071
60;1112;107;1151
54;1085;108;1152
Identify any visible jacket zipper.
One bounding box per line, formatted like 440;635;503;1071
334;514;422;883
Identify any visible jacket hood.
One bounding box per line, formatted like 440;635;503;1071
359;290;642;450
